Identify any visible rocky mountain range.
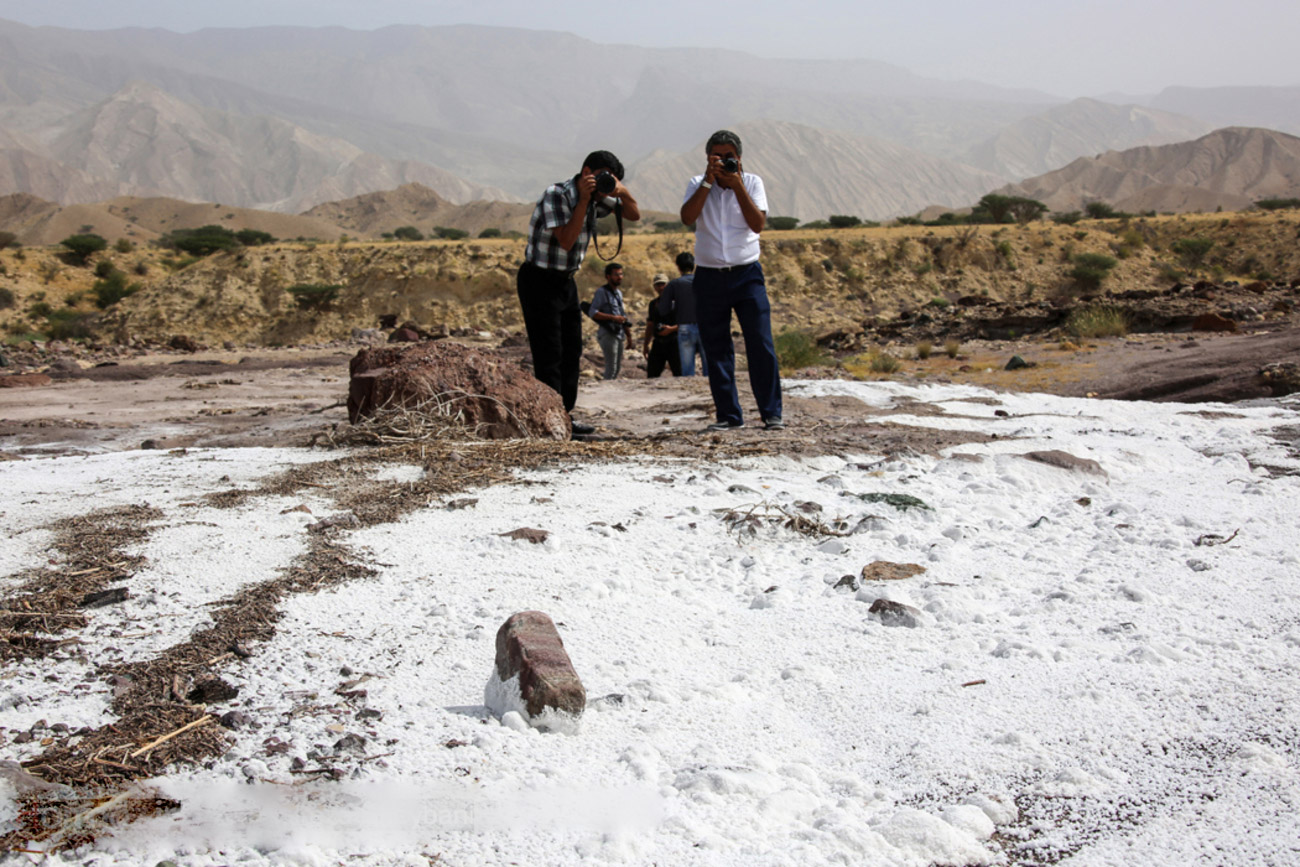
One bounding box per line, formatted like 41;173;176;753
997;127;1300;214
5;18;1297;222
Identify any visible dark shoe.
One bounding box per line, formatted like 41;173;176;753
706;420;743;431
763;417;786;431
571;421;595;435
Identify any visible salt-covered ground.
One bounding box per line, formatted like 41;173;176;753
2;380;1299;865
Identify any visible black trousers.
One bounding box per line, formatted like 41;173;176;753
646;337;681;378
516;261;581;412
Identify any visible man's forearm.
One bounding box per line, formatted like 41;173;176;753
619;191;641;222
681;185;708;225
733;185;765;234
551;205;588;252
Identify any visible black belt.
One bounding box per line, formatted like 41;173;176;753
696;262;755;273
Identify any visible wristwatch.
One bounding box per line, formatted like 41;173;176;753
700;180;712;190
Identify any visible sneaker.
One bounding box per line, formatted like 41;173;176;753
763;417;786;431
706;420;743;431
571;421;595;435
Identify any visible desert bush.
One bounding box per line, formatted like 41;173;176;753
915;340;933;359
1069;252;1118;290
38;260;62;283
767;216;799;231
926;296;950;308
287;283;343;310
164;225;240;256
1052;211;1083;225
995;239;1016;268
235;229;275;246
1008;198;1047;224
1171;237;1214;267
0;287;13;309
94;260;117;278
894;216;923;226
45;309;96;340
0;231;18;250
944;338;961;358
393;226;424;241
92;271;140;308
160;255;200;271
868;350;901;373
1255;198;1300;210
1065;305;1129;339
60;233;107;266
828;215;862;229
774;329;829;369
434;226;469;241
28;301;53;318
653;220;687;233
113;238;135;254
1085;202;1118;219
801;220;831;230
1155;261;1187;283
478;228;503;239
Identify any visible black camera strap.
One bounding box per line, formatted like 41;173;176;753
589;199;623;261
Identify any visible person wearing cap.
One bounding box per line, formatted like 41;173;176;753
680;129;783;430
643;272;680;378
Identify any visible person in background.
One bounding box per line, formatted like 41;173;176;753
587;262;632;380
517;150;640;435
659;252;704;376
643;273;681;378
679;130;783;430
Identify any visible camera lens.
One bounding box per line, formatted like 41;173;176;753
721;157;739;173
594;171;617;195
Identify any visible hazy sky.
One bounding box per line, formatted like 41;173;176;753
2;0;1296;98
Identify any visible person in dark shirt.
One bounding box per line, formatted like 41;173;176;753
659;252;704;376
643;273;680;378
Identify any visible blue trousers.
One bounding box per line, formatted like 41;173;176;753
676;323;706;376
695;262;783;425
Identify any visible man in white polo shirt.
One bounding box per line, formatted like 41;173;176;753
680;130;784;431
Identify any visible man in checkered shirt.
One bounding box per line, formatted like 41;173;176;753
517;150;640;436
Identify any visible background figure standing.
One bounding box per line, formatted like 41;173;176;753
643;272;681;378
680;130;783;430
660;252;704;376
588;262;632;380
517;151;640;434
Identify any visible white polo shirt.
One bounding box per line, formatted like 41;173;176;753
684;172;768;268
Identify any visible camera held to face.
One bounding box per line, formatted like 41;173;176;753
720;157;739;174
594;170;617;195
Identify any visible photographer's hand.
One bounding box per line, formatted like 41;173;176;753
715;158;744;191
680;156;722;224
610;179;641;221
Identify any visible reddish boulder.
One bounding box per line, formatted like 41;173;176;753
1192;312;1237;333
0;374;52;388
487;611;585;722
347;341;569;439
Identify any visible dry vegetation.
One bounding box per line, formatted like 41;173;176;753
2;209;1298;349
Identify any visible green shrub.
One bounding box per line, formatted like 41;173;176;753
235;229;275;246
60;233;108;266
434;226;469;241
92;271;140;308
801;220;831;230
653;220;688;233
94;260;117;278
393;226;424;241
287;283;343;310
767;216;800;231
1085;202;1117;219
1069;252;1119;290
0;231;16;250
774;329;829;369
1052;211;1083;225
161;255;200;271
113;238;135;253
478;228;503;239
926;296;950;308
28;301;53;318
1065;305;1129;339
1255;198;1300;210
45;309;96;340
166;225;240;256
1156;262;1187;282
1171;237;1214;267
828;215;862;229
894;216;923;226
916;340;933;359
944;339;961;358
0;287;14;310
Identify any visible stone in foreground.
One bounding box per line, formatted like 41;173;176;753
348;341;569;439
486;611;585;729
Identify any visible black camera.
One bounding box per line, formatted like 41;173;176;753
594;170;617;195
720;157;739;173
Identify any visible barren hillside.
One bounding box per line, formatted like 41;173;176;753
1001;127;1300;213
